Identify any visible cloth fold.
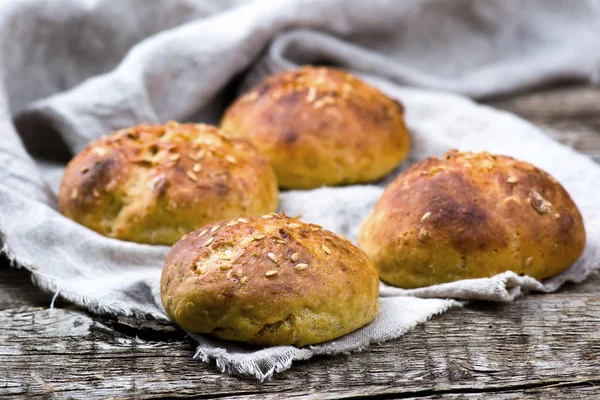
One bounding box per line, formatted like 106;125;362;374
1;0;600;380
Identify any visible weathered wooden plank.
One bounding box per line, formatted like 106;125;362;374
541;120;600;159
485;85;600;120
1;279;599;399
418;382;600;400
1;85;600;399
0;264;58;309
485;85;600;161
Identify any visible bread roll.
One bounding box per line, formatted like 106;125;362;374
358;150;586;288
59;122;278;245
221;66;411;189
161;214;379;346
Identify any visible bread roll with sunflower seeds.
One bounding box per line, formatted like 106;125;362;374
221;66;411;189
358;150;586;288
161;214;379;346
59;122;278;245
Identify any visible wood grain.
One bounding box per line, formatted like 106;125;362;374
486;85;600;119
0;267;56;309
1;275;599;399
1;85;600;399
485;85;600;161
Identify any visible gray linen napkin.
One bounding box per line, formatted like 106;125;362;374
1;0;599;380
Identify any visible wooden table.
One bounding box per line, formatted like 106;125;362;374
2;85;600;399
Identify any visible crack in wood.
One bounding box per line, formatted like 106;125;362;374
331;378;600;399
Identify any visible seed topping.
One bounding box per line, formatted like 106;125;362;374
186;171;198;182
105;179;118;191
93;147;108;156
267;253;278;263
524;256;534;267
342;83;352;94
242;91;259;103
210;225;220;234
290;253;299;262
306;86;317;103
203;237;214;247
313;96;336;109
322;245;331;255
218;250;233;260
265;270;278;277
198;229;208;237
295;264;308;271
421;212;432;222
529;190;552;214
481;160;494;169
507;176;519;184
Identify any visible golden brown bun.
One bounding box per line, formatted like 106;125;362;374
59;122;278;245
358;150;586;288
220;66;411;189
161;214;379;346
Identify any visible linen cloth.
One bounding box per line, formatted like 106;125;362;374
1;0;599;380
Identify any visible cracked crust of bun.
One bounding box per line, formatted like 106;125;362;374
59;122;278;245
161;214;379;346
358;150;586;289
221;65;411;189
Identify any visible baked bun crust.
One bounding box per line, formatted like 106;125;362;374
358;150;586;288
161;214;379;346
59;122;278;245
221;66;411;189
